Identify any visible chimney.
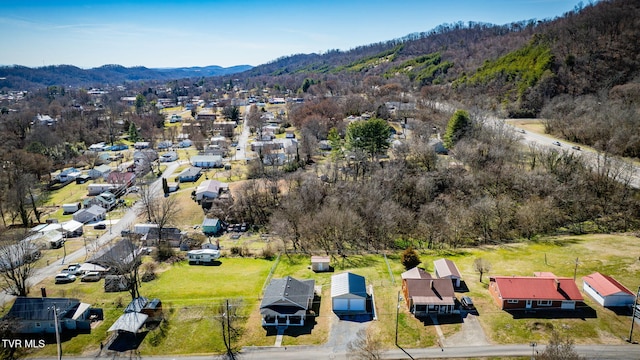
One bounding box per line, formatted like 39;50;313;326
555;278;560;290
430;280;434;289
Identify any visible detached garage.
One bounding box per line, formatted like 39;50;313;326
331;272;368;314
582;272;635;307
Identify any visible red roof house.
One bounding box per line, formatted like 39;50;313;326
582;272;635;307
489;276;583;310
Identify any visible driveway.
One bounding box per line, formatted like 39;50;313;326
324;314;370;353
443;311;489;347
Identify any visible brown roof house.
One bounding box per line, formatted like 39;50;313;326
401;267;456;317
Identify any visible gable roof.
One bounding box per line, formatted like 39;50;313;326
401;267;433;280
405;278;455;306
202;217;220;227
107;312;148;333
491;276;583;301
582;272;633;297
260;276;315;317
331;272;367;299
196;179;229;195
178;166;202;178
433;258;461;279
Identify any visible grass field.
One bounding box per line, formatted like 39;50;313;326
18;233;640;357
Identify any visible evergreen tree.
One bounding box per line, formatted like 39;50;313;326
345;118;391;160
128;122;141;142
443;109;471;149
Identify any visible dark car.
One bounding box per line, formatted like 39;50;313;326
461;296;475;310
94;223;106;230
572;145;581;150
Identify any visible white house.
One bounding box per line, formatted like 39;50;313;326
88;164;112;179
160;151;178;162
331;272;368;314
582;272;636;307
190;155;223;168
195;180;228;201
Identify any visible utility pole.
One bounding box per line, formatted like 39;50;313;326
628;286;640;343
49;305;62;360
573;257;579;280
395;291;400;346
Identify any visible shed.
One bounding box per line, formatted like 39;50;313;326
108;312;148;333
582;272;635;307
201;218;221;235
331;272;368;314
311;256;330;272
62;203;81;215
434;258;462;288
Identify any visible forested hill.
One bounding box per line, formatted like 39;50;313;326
242;0;640;114
0;64;252;90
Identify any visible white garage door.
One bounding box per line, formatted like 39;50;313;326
561;301;575;310
349;299;366;311
334;298;349;311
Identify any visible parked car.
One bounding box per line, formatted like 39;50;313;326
518;129;526;134
460;296;475;310
80;271;101;282
55;273;76;284
572;145;581;150
110;144;128;151
63;263;82;275
552;141;562;146
94;223;106;230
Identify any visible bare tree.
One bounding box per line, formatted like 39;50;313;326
473;258;491;283
347;328;382;360
215;299;242;359
95;239;143;300
0;232;39;297
537;331;584;360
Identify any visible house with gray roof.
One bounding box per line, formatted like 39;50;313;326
260;276;315;327
72;205;106;224
3;297;98;335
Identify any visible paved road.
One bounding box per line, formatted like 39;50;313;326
234;105;252;161
0;162;181;308
27;343;640;360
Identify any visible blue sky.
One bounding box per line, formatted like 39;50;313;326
0;0;581;69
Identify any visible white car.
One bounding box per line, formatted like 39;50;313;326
81;271;101;282
552;141;561;146
55;273;76;284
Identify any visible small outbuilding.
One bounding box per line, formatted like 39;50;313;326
582;272;635;308
434;258;462;288
311;256;331;272
331;272;368;315
201;218;221;235
62;203;82;215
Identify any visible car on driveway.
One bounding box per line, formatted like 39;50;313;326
94;223;106;230
552;141;562;146
461;296;475;310
55;273;76;284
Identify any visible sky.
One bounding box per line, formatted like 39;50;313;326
0;0;582;69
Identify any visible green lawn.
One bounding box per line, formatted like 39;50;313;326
20;233;640;357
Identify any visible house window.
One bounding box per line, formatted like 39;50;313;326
537;300;552;306
507;299;519;304
35;322;41;327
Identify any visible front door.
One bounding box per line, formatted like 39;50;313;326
525;300;532;309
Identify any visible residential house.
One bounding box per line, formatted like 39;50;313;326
91;192;117;210
89;239;142;269
488;276;584;310
402;277;456;317
177;167;202;182
201;217;221;235
73;205;107;224
190;155;223;168
401;267;433;280
56;168;82;183
187;249;221;265
434;258;462;288
157;140;173;150
196;111;217;121
88;142;109;152
133;142;150;149
61;220;84;238
87;183;119;196
311;256;330;272
107;171;136;188
260;276;315;327
582;272;635;307
331;272;369;315
195;179;229;201
160;151;178;162
3;297;98;334
143;227;185;247
35;114;56;126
